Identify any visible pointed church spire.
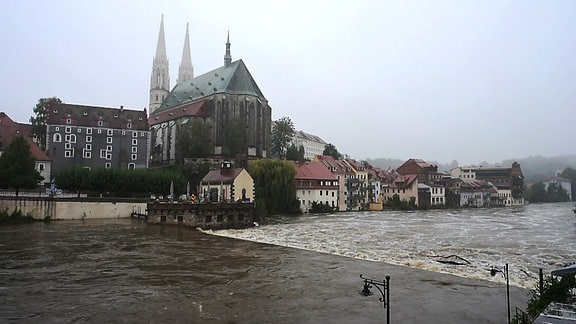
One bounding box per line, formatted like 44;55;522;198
150;14;170;114
224;30;232;67
155;14;168;61
177;23;194;85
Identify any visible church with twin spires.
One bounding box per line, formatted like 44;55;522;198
148;16;271;166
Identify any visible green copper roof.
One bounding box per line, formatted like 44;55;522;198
156;59;265;113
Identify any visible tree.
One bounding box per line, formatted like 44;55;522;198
0;135;43;196
285;144;305;161
175;120;212;163
528;182;547;203
54;167;91;197
248;159;300;215
30;97;62;151
323;143;342;159
271;117;295;159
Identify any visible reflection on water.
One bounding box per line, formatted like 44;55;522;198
210;202;576;288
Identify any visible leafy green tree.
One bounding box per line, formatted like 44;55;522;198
285;144;305;161
0;135;43;196
271;117;295;159
526;274;576;319
54;167;91;197
29;97;62;151
323;143;342;159
248;159;300;215
528;182;547;203
176;120;212;163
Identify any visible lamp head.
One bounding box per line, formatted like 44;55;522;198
359;282;373;297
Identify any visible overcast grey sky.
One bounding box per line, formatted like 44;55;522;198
2;0;575;165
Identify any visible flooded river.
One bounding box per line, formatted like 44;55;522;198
0;202;573;323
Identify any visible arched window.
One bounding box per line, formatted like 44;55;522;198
53;133;61;142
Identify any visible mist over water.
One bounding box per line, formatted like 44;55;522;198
209;202;576;289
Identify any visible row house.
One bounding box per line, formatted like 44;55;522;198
342;159;369;210
292;130;327;161
313;155;349;211
381;174;419;206
46;104;150;176
459;180;498;207
0;112;51;186
294;161;339;213
451;162;525;206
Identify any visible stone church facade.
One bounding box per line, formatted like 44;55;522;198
148;16;271;167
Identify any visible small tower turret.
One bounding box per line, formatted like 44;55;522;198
224;31;232;67
149;15;171;114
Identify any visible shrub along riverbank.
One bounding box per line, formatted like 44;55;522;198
0;208;48;224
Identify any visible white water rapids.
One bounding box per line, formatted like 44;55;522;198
207;202;576;289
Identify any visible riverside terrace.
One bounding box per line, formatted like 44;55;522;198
146;200;258;230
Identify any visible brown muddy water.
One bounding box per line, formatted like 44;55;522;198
0;215;538;323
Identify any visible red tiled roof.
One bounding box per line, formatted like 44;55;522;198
202;168;244;184
47;103;148;130
294;161;338;180
149;100;209;126
0;112;50;161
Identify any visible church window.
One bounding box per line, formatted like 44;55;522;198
155;94;159;101
53;133;61;142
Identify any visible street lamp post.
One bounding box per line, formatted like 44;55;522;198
490;263;510;324
359;274;390;323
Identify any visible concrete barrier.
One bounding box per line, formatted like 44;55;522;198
0;196;148;220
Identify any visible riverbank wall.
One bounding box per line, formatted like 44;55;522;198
147;201;257;230
0;196;147;220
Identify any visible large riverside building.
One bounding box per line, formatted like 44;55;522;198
45;103;149;175
148;17;271;166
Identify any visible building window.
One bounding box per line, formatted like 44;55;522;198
127;123;132;129
87;128;92;134
98;120;103;127
77;128;82;133
122;130;126;136
107;137;113;144
132;131;137;138
132;139;137;146
64;150;74;158
53;133;61;142
38;163;45;171
68;134;76;143
106;145;112;151
55;127;60;132
140;132;145;137
128;163;135;170
131;147;137;153
65;126;71;133
86;144;91;150
83;151;91;159
64;143;72;150
105;162;111;169
106;153;112;160
107;129;113;136
97;129;102;134
131;154;137;160
86;135;92;143
100;150;107;158
66;118;71;124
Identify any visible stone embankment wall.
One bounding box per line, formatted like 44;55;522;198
147;202;257;230
0;197;148;220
